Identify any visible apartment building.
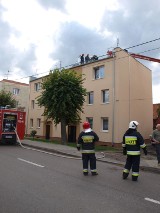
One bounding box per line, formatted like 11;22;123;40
27;47;153;146
0;79;29;110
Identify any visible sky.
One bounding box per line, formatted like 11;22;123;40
0;0;160;103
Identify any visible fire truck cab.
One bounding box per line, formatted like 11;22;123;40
0;108;26;144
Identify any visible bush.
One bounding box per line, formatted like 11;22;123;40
30;130;37;139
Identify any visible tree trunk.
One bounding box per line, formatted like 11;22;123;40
61;118;67;145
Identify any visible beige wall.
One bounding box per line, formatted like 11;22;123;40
113;48;153;143
0;79;29;110
27;48;153;145
80;48;153;144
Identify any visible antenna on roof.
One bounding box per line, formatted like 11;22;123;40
117;38;119;47
4;70;11;79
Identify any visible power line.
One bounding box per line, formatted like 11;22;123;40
1;37;160;85
125;37;160;50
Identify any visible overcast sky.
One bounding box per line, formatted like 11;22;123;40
0;0;160;103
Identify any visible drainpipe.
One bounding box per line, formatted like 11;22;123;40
112;50;116;147
128;56;131;123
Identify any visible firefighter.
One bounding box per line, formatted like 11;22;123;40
122;121;147;181
77;121;99;176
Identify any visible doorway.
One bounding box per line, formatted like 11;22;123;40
68;126;76;143
45;124;50;140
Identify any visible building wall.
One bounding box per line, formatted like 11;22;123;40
0;79;29;110
80;48;153;144
113;48;153;143
26;48;153;145
80;57;113;143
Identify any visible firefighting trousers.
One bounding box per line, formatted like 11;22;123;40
124;155;140;177
82;153;96;173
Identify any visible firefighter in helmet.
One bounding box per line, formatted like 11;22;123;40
122;121;147;181
77;121;99;176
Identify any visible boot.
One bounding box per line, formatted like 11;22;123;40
132;176;138;181
123;172;129;179
83;172;88;176
91;172;98;176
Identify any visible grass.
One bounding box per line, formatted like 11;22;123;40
24;137;120;152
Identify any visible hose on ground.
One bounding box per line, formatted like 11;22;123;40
14;130;105;160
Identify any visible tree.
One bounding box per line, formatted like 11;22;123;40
37;68;87;144
0;90;16;108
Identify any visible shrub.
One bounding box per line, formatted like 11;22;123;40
30;130;37;139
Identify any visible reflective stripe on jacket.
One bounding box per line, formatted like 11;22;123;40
122;129;146;156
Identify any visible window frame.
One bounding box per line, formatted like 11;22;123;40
31;100;35;109
13;88;20;95
94;65;105;80
86;117;93;129
102;89;109;103
88;91;94;105
34;82;41;91
101;117;109;132
37;118;41;128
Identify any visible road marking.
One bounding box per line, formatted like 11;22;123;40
17;158;45;168
145;198;160;205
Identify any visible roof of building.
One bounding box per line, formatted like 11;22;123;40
0;79;29;86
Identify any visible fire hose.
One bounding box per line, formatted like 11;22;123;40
15;130;105;160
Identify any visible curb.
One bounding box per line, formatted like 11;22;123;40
21;143;160;174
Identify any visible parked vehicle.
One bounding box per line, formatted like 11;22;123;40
0;108;26;144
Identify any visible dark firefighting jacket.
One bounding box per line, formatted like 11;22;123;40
77;129;99;153
122;129;146;155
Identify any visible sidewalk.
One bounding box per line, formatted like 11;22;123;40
21;139;160;174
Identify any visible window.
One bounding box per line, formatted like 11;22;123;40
87;117;93;129
37;118;41;128
94;66;104;79
34;82;41;91
102;117;109;131
30;119;33;128
102;89;109;103
88;92;94;104
13;88;20;95
16;101;19;107
31;100;35;109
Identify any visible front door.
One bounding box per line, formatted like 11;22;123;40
45;124;50;140
68;126;76;143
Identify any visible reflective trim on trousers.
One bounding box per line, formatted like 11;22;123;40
132;172;139;176
83;169;88;173
91;169;97;172
82;150;95;153
123;169;129;173
127;151;140;155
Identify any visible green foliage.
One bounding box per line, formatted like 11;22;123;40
30;130;37;139
0;90;16;108
37;68;87;125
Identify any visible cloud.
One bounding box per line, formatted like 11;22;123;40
100;0;160;50
50;21;115;67
37;0;66;11
0;4;15;75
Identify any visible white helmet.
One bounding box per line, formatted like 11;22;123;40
129;121;139;129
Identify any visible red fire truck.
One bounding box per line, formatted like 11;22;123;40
0;108;26;144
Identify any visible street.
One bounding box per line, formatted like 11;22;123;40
0;145;160;213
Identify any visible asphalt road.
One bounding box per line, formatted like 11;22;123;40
0;145;160;213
